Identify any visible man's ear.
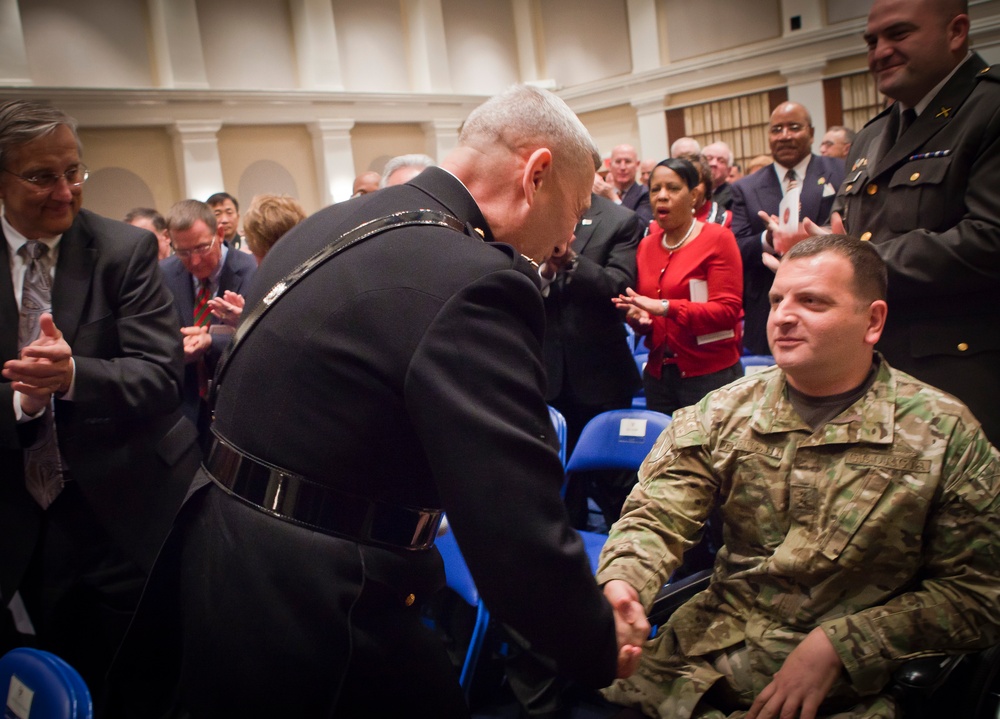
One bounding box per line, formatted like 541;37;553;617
865;299;888;346
948;14;970;53
521;147;553;207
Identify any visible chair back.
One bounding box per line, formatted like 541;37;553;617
566;409;671;473
0;647;93;719
547;405;568;467
740;354;775;375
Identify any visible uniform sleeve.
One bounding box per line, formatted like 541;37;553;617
596;405;721;609
405;266;618;688
820;418;1000;694
69;231;184;420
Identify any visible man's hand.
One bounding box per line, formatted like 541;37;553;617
746;627;844;719
594;174;620;202
757;210;813;256
603;580;650;678
759;214;845;274
208;290;245;327
181;325;212;363
3;313;74;415
540;248;576;280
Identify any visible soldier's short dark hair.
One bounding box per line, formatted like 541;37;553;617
206;192;239;212
785;234;888;304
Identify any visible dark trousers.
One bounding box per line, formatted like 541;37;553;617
643;361;744;417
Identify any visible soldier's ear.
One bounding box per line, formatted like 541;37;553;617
865;300;888;346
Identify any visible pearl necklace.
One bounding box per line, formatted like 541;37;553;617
662;219;696;251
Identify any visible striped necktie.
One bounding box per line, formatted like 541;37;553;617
194;279;212;327
18;240;64;509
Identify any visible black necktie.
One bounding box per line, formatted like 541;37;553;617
898;108;917;140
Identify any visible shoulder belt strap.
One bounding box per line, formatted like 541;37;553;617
211;209;467;403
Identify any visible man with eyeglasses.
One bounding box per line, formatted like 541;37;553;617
730;102;845;355
0;100;201;705
159;199;256;448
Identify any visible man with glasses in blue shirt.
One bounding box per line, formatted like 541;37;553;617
0;99;200;706
160;199;256;448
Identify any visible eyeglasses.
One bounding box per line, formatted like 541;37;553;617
769;123;807;136
171;235;217;259
2;164;89;191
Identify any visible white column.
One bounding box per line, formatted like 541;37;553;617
309;120;356;207
634;98;669;163
147;0;209;88
401;0;452;93
626;0;660;74
289;0;344;91
781;64;827;152
511;0;555;87
0;0;30;85
422;120;462;162
169;121;225;201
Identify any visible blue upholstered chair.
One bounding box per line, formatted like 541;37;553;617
0;648;93;719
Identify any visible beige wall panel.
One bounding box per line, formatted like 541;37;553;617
441;0;520;94
826;54;871;77
333;0;410;92
667;72;786;107
19;0;154;87
540;0;632;87
664;0;780;62
217;125;320;215
350;123;429;177
197;0;299;90
578;105;639;160
77;127;180;219
827;0;871;25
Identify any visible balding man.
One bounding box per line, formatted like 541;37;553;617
819;125;855;159
598;144;653;227
110;85;645;717
832;0;1000;445
731;102;845;354
351;171;381;198
702;141;735;209
670;136;701;158
380;153;435;187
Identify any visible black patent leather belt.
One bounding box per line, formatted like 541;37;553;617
204;435;442;551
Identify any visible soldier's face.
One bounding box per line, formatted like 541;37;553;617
0;125;82;239
767;252;886;396
865;0;970;108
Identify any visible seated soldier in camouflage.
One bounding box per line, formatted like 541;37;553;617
598;234;1000;719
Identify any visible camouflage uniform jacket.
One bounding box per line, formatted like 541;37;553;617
597;358;1000;697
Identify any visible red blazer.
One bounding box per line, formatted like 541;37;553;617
634;221;743;378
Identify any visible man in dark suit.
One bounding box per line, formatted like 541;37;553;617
703;141;735;209
730;102;845;355
110;85;646;718
831;0;1000;445
0;100;199;701
543;191;642;450
159;200;255;446
601;144;653;228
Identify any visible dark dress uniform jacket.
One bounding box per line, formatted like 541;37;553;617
112;167;618;717
0;210;200;599
833;53;1000;443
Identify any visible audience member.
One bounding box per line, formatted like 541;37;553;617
747;154;773;174
599;234;1000;719
381;153;435;187
109;84;646;718
727;163;744;183
124;206;171;259
207;194;307;326
159;200;256;446
614;158;743;419
597;144;653;227
670;136;701;158
206;191;249;253
701;141;734;209
819;124;855;159
688;155;732;229
730;102;845;355
0;100;199;704
351;170;381;198
833;0;1000;446
639;158;656;187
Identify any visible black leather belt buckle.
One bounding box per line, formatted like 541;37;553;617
205;435;442;551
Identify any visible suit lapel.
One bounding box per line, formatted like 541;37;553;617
573;204;603;255
0;235;18;363
876;55;985;176
754;169;783;218
52;216;97;346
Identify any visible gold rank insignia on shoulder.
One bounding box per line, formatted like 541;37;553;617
851;158;868;171
980;66;991;74
935;106;952;118
473;227;485;238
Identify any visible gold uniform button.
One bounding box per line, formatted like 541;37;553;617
866;183;878;195
910;172;920;182
957;342;969;352
860;232;872;242
845;184;854;193
404;593;416;606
